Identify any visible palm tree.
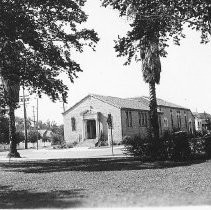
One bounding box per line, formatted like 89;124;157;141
102;0;211;159
126;3;161;143
141;38;161;143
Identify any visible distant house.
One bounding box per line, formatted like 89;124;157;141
193;112;211;132
38;129;54;141
63;94;195;146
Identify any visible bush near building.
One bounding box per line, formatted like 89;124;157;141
51;133;66;149
122;135;153;161
122;131;211;162
204;135;211;158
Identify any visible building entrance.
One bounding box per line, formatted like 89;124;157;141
86;120;96;139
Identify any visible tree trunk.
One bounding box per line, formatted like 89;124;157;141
7;104;20;158
149;81;160;159
1;77;21;158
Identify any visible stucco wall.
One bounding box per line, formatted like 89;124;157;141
121;109;149;139
63;96;122;144
63;95;195;145
159;106;195;134
120;107;195;140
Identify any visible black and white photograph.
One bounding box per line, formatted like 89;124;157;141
0;0;211;209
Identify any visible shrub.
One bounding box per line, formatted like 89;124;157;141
185;134;211;160
122;135;152;161
66;142;74;148
159;131;192;161
65;141;78;148
42;135;50;143
122;132;192;162
171;131;191;161
15;131;25;144
52;144;66;149
194;130;204;138
28;131;41;143
204;135;211;158
51;134;64;145
189;137;205;156
160;131;175;160
95;132;108;147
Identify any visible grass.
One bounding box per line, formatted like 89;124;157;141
0;157;211;208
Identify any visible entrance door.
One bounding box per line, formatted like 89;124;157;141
87;120;96;139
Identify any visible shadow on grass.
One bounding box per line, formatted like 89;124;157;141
0;157;207;174
0;185;85;209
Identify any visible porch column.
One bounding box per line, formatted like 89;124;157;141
82;119;87;141
96;112;100;140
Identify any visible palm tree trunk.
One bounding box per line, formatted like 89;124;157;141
149;81;160;159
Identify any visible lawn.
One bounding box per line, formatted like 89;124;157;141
0;157;211;208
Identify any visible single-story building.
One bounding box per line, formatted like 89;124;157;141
193;112;211;132
63;94;195;146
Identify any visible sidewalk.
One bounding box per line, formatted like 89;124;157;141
0;145;126;162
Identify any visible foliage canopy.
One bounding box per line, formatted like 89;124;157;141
102;0;211;70
0;0;99;103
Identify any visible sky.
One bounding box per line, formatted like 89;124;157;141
16;0;211;125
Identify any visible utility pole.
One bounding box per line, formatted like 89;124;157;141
23;86;28;149
36;97;39;150
32;106;36;129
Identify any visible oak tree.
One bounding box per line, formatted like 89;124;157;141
0;0;99;157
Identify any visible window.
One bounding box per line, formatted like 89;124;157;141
184;112;188;128
170;110;174;129
164;117;168;127
126;111;132;127
159;115;162;134
139;112;148;127
177;111;181;129
188;119;192;133
144;113;148;127
71;117;76;131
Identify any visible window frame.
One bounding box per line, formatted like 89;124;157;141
71;117;76;131
177;111;181;129
126;111;133;127
163;117;168;128
139;112;148;127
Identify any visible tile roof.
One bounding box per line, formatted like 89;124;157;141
64;94;190;115
129;96;189;110
91;94;150;110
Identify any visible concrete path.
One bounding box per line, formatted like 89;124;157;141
0;145;126;162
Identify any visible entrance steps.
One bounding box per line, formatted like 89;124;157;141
76;139;98;148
